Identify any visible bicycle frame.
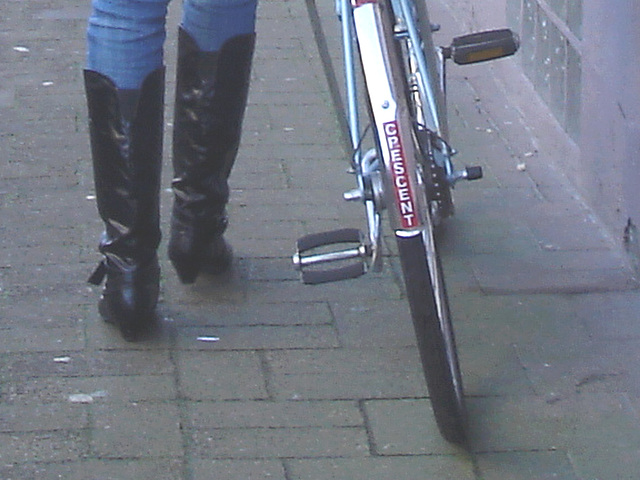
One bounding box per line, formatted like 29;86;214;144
293;0;441;280
340;0;439;237
340;0;446;143
294;0;518;283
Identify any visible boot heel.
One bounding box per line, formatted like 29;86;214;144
170;257;201;284
94;257;160;341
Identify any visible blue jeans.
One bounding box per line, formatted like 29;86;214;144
87;0;258;89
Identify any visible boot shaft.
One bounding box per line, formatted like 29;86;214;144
172;28;255;209
84;68;165;261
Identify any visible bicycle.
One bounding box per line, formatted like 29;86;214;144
293;0;518;444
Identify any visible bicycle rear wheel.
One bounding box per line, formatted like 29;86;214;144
390;0;467;444
354;0;466;443
396;229;466;444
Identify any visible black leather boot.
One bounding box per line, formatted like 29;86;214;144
169;28;255;284
84;68;165;341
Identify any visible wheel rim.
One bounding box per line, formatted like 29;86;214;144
421;224;464;405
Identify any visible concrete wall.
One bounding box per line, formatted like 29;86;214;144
442;0;640;249
578;2;640;240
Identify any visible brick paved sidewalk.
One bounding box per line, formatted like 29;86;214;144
2;0;640;479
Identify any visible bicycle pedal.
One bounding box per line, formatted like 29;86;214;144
293;228;369;285
444;28;519;65
448;166;483;184
465;166;483;180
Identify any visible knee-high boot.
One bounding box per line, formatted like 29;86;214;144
169;27;255;284
84;68;165;341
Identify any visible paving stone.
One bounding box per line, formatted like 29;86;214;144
91;403;183;458
0;403;89;432
459;342;534;396
83;314;180;348
175;324;339;350
190;459;286;480
265;348;427;400
190;426;369;459
0;459;184;480
1;244;88;267
437;214;539;256
162;299;333;327
515;340;635;397
467;392;640;454
229;257;301;282
330;299;418;348
475;450;579;480
0;431;88;464
470;253;637;294
186;399;362;429
286;456;476;480
0;325;84;353
0;350;174;378
161;269;250;305
0;294;91;329
1;374;177;405
364;399;464;455
455;291;586;334
571;291;640;340
176;351;268;401
569;445;640;480
244;274;403;304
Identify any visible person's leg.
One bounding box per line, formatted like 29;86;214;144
168;0;258;284
85;0;169;340
182;0;257;51
87;0;169;89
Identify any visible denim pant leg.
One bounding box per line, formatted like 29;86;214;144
87;0;170;90
87;0;258;89
182;0;258;51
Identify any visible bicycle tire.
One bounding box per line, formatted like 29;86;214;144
396;230;467;444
